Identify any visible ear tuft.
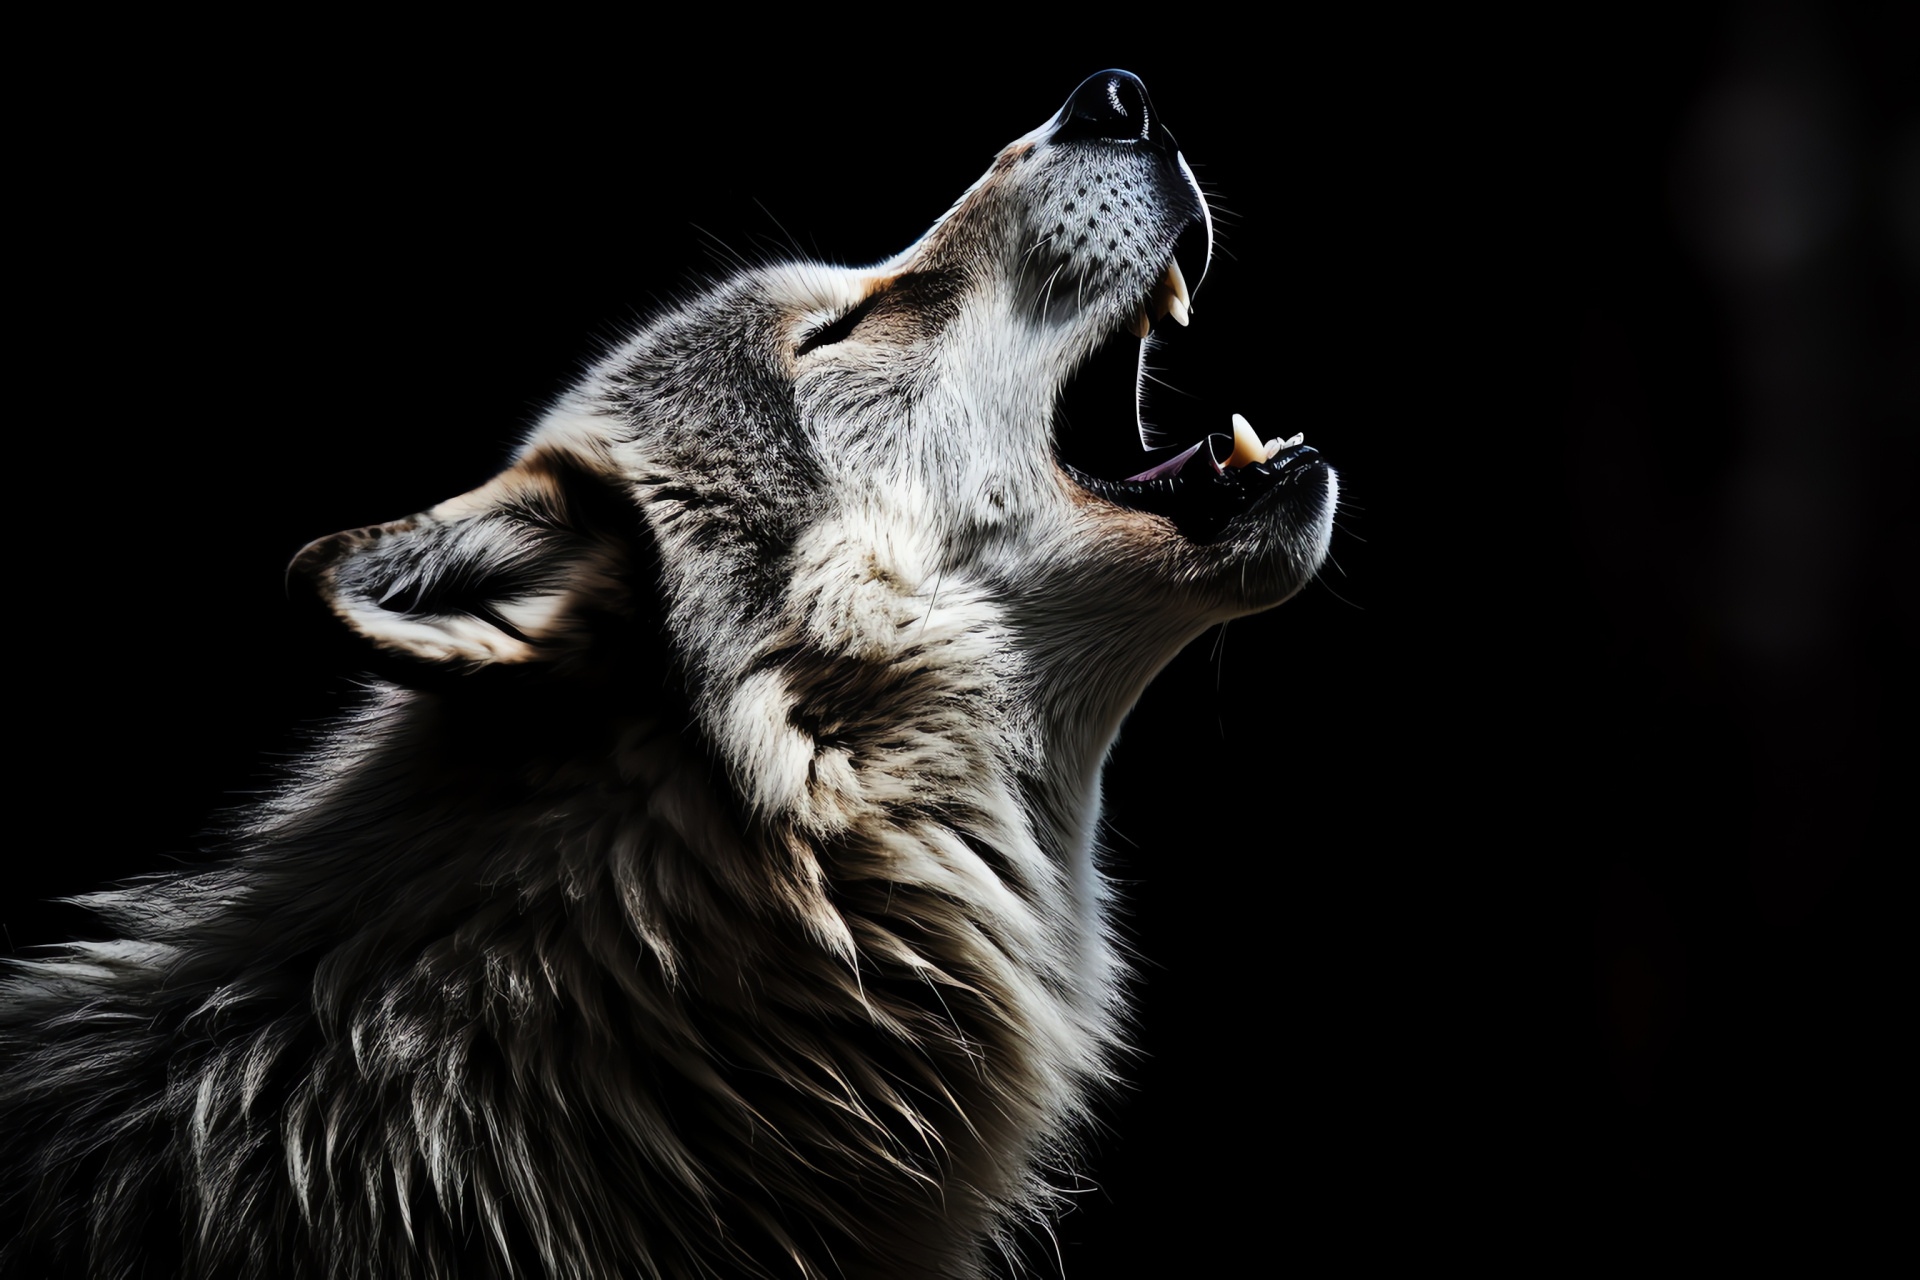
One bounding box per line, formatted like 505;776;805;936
291;452;631;668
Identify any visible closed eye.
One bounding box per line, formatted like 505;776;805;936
795;293;881;358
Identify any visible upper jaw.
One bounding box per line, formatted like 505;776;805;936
1028;112;1330;542
1126;253;1193;338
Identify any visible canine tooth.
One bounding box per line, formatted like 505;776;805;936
1150;260;1191;328
1129;304;1152;339
1225;413;1265;469
1262;432;1305;461
1165;257;1191;316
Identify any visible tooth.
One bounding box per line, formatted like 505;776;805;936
1262;432;1305;460
1149;260;1191;328
1165;257;1191;318
1225;413;1265;469
1129;304;1152;339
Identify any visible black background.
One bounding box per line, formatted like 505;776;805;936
12;6;1911;1273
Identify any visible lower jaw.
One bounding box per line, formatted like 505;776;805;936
1062;441;1327;542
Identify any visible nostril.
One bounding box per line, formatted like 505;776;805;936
1055;69;1155;146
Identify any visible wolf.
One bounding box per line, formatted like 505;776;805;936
2;71;1335;1278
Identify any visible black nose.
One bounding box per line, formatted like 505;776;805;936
1054;69;1169;151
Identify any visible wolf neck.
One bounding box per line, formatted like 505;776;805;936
647;474;1157;1015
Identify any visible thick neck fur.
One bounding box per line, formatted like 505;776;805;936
5;658;1121;1278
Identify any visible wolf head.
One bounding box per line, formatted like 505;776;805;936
294;71;1336;829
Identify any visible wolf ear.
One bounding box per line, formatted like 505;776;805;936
290;450;634;668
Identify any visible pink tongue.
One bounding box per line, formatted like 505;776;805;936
1125;435;1228;483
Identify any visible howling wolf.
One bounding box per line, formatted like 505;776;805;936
2;71;1335;1278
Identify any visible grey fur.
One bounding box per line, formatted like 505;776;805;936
3;77;1336;1279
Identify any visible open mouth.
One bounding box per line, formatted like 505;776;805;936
1053;221;1327;543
